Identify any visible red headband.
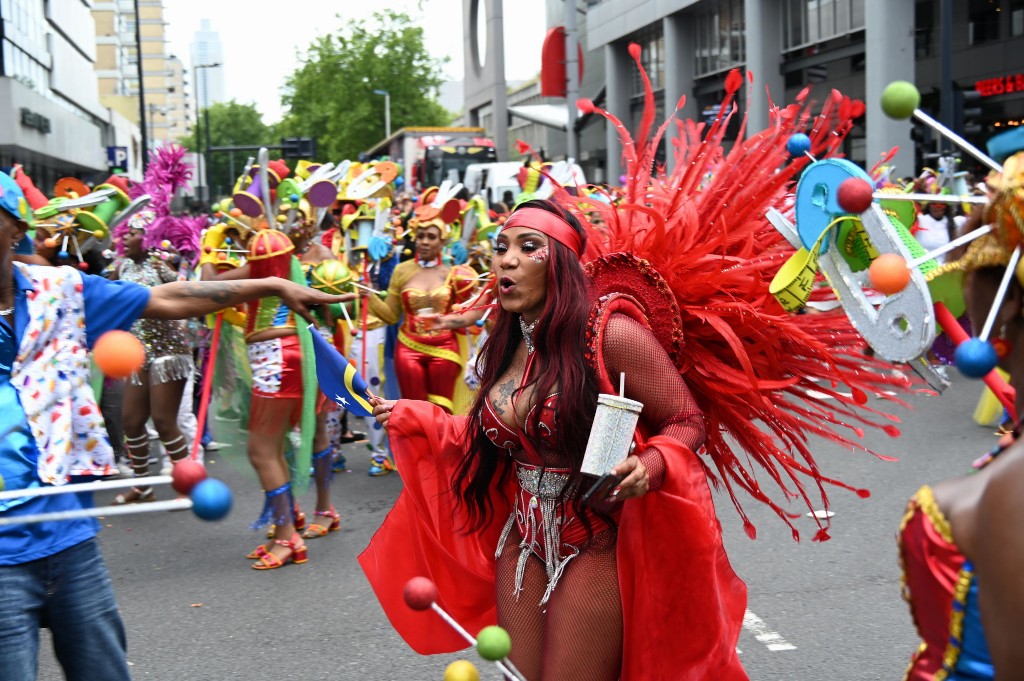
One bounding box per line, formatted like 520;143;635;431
502;207;582;258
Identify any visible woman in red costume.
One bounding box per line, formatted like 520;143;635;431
366;201;746;679
366;187;477;414
360;45;908;680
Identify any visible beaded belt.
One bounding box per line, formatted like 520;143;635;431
496;463;580;605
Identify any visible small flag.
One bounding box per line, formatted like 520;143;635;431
308;324;374;417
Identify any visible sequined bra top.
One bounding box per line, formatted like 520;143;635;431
401;285;454;338
480;394;559;457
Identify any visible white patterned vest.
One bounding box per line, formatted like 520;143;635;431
11;263;115;484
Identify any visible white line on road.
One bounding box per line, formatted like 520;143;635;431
743;610;797;652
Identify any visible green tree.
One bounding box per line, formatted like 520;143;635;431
179;100;275;201
278;10;454;161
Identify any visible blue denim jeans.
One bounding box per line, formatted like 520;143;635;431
0;538;129;681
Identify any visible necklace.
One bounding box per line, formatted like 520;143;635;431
0;306;12;316
417;259;439;268
519;316;538;354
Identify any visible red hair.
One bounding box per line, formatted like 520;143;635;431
455;200;605;539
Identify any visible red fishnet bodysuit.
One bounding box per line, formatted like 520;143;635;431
484;313;705;681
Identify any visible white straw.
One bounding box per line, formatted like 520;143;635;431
350;281;381;295
0;475;174;501
338;300;355;328
906;224;994;269
619;372;626;398
980;246;1022;341
0;498;192;526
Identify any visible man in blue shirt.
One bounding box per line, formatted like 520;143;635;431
0;172;350;681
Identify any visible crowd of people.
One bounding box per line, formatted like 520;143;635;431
3;46;1024;681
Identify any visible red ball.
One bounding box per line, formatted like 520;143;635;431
403;576;438;611
76;262;89;271
93;330;145;379
171;458;208;495
837;178;874;214
350;328;359;337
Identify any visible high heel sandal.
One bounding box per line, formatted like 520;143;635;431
251;535;307;570
112;486;155;505
302;506;340;538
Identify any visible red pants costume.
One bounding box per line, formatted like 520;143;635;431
394;331;462;413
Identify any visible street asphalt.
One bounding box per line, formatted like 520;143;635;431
35;370;993;680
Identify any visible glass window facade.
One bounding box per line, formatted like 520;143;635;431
630;26;665;96
783;0;865;51
694;0;745;77
968;0;1002;44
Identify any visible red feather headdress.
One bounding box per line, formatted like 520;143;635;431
557;44;905;542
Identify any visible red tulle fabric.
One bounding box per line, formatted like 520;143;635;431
358;400;747;680
554;52;910;541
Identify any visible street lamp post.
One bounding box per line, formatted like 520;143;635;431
373;89;391;139
194;62;222;202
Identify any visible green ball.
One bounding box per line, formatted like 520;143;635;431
881;81;920;120
475;625;512;661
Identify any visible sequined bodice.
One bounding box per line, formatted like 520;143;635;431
401;286;453;337
118;258;190;361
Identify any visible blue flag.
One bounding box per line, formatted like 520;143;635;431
308;324;374;417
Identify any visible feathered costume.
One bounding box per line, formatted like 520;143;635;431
360;45;908;679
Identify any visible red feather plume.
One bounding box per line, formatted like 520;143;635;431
559;57;902;542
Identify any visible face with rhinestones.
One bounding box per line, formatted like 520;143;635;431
494;226;549;323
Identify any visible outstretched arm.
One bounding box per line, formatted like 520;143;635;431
603;313;706;499
143;277;354;325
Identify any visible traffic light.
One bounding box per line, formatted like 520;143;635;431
953;89;984;136
280;137;317;159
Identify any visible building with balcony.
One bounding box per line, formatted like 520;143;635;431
470;0;1024;184
92;0;187;150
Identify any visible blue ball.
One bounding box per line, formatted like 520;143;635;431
373;421;383;431
289;193;300;203
190;478;232;521
786;133;812;157
475;319;485;327
955;338;998;379
58;250;70;259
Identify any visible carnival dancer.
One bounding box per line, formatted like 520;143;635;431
366;184;478;414
0;170;349;681
359;47;908;680
209;165;338;568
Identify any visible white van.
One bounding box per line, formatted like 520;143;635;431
463;160;588;209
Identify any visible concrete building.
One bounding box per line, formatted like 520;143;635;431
190;18;226;117
93;0;186;149
0;0;110;186
467;0;1024;184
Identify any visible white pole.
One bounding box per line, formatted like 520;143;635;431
0;475;174;502
0;499;192;526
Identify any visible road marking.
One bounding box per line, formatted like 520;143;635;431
743;610;797;652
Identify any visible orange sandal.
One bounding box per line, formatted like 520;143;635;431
251;535;307;570
302;506;341;539
246;544;269;560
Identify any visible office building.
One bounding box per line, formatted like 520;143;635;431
190;18;226;119
0;0;111;186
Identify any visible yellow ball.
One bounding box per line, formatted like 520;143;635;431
443;660;479;681
310;259;355;295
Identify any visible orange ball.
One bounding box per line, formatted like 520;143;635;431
43;237;57;248
229;208;243;218
868;253;911;295
93;330;145;379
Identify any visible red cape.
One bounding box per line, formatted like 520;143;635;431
358;400;748;680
